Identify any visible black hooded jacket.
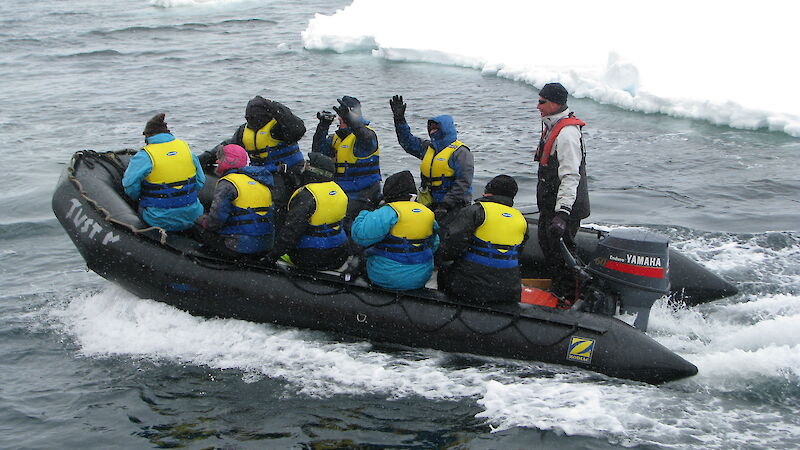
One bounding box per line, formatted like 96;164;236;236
436;195;529;305
198;99;306;167
270;174;350;270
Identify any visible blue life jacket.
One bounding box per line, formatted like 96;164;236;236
218;172;274;237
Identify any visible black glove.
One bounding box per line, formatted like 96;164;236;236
332;99;358;128
548;211;569;238
317;110;335;126
274;163;288;174
389;94;406;121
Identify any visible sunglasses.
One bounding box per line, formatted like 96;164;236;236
538;99;549;105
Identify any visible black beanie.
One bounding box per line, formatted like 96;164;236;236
245;95;270;119
539;82;569;105
383;170;417;203
143;113;170;137
485;175;518;199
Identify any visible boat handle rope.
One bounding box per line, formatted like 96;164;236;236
394;297;460;333
69;151;169;244
454;308;518;336
512;322;578;347
287;276;353;297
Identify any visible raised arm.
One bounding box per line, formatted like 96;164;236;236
311;111;335;157
390;95;426;159
268;100;306;144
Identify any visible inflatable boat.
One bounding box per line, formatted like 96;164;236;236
52;150;736;384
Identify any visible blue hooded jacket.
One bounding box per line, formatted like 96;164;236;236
351;206;439;291
122;133;206;231
394;115;474;206
428;114;458;152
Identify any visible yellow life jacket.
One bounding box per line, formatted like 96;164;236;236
218;172;274;236
242;120;282;157
387;201;435;240
370;201;435;264
240;120;303;167
331;127;380;177
420;140;464;188
143;139;196;185
465;201;527;269
139;138;199;209
221;172;273;212
290;181;348;225
289;181;349;249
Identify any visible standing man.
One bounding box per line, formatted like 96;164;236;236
389;95;474;227
535;82;590;299
312;96;381;230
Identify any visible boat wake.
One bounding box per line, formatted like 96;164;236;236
41;227;800;448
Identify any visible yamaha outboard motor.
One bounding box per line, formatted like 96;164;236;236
586;229;670;331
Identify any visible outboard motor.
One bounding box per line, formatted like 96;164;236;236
586;229;670;331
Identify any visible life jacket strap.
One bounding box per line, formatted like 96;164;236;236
230;216;273;225
141;190;192;199
335;160;380;168
375;235;429;253
141;176;196;191
229;207;272;217
470;240;517;251
375;244;429;253
467;247;518;260
305;222;344;237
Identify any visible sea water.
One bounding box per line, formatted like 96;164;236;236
1;0;799;448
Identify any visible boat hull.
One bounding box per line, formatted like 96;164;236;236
52;150;701;384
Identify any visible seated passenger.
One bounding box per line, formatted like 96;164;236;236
436;175;529;305
312;96;381;231
122;113;205;231
351;171;439;290
198;95;306;217
194;145;275;256
267;154;349;270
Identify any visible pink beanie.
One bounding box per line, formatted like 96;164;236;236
215;144;250;175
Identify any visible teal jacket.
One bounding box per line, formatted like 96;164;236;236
351;206;439;290
122;133;206;231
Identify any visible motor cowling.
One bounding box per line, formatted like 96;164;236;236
586;229;670;331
